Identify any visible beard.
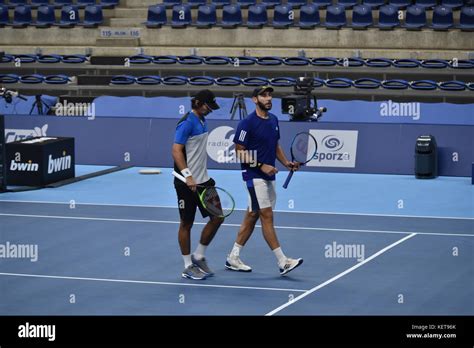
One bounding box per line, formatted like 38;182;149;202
257;100;272;111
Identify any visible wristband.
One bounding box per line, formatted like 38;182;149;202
181;168;192;178
257;162;264;169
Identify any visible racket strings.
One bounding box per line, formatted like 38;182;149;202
291;134;317;163
202;187;234;217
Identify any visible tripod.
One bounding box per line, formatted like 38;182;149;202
29;95;44;115
230;93;248;120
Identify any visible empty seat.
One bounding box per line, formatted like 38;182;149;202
56;5;80;27
35;4;56;27
163;0;181;8
351;4;373;28
325;4;346;28
76;0;95;8
82;4;103;27
211;0;231;7
247;4;268;27
220;4;242;28
12;5;32;27
187;0;206;7
404;5;426;29
388;0;411;9
441;0;463;9
273;4;294;28
171;4;191;27
299;3;320;28
312;0;331;8
338;0;358;9
30;0;50;8
362;0;386;9
378;4;399;28
144;4;167;28
287;0;307;8
415;0;436;9
53;0;72;9
236;0;256;7
195;4;217;28
98;0;119;9
458;6;474;31
0;4;9;26
431;5;453;30
261;0;280;8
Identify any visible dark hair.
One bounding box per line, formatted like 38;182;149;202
191;98;203;109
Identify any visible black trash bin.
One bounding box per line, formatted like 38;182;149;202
415;135;438;179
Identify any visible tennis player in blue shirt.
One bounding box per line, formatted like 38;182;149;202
225;86;304;276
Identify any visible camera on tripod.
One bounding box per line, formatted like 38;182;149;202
281;77;326;122
0;87;26;103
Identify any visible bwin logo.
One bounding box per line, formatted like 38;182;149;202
10;160;39;172
48;152;72;174
322;136;344;152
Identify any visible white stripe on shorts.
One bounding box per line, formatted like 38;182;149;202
247;178;276;212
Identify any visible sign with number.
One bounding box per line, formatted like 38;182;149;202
100;27;141;38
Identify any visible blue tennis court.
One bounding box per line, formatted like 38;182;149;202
1;165;472;316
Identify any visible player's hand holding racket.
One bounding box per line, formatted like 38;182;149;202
283;132;318;189
172;171;235;218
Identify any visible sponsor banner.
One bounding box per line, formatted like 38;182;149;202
307;130;358;168
4;115;473;176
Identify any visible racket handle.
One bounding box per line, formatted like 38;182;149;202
282;170;294;189
172;170;187;184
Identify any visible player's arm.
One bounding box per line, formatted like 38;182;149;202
172;143;197;191
276;143;299;171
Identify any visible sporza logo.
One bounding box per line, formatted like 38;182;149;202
5;124;48;143
307;130;358;168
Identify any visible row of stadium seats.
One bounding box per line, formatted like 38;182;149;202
0;4;103;26
145;3;474;29
3;54;474;69
2;73;473;90
0;0;117;9
142;0;472;9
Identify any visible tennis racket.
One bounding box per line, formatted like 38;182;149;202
282;132;318;189
172;171;235;218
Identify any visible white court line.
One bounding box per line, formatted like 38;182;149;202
0;199;472;221
1;213;473;237
266;233;418;316
0;272;308;293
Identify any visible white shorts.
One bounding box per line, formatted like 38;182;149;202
245;178;276;212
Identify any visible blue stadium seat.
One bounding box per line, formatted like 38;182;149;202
381;79;409;89
247;4;268;28
0;4;9;26
420;59;449;68
19;74;44;84
8;0;27;8
233;56;258;65
61;54;87;63
325;77;353;88
325;4;347;28
431;6;453;30
212;0;231;7
164;0;181;8
12;5;32;27
337;57;365;66
162;76;188;85
203;56;233;65
242;76;270;86
415;0;436;9
270;77;296;86
15;54;37;63
53;0;72;9
351;4;373;28
261;0;280;8
362;0;385;9
458;6;474;31
35;4;56;27
257;56;284;65
195;4;217;28
393;58;420;68
220;4;242;28
466;82;474;91
177;55;203;64
298;3;320;28
37;54;62;63
56;5;80;27
76;0;95;8
378;4;400;28
144;4;167;28
287;0;307;8
99;0;119;9
273;4;294;28
449;59;474;69
441;0;463;9
0;74;20;83
338;0;358;9
236;0;256;8
30;0;50;9
403;5;426;29
410;80;438;90
188;0;206;7
136;76;161;85
171;4;192;28
129;54;153;64
82;5;103;27
312;0;331;8
365;57;393;67
388;0;411;9
311;57;338;66
44;74;70;84
283;57;311;65
110;75;136;85
188;76;215;86
438;81;466;91
153;55;178;64
214;76;242;86
353;78;381;88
